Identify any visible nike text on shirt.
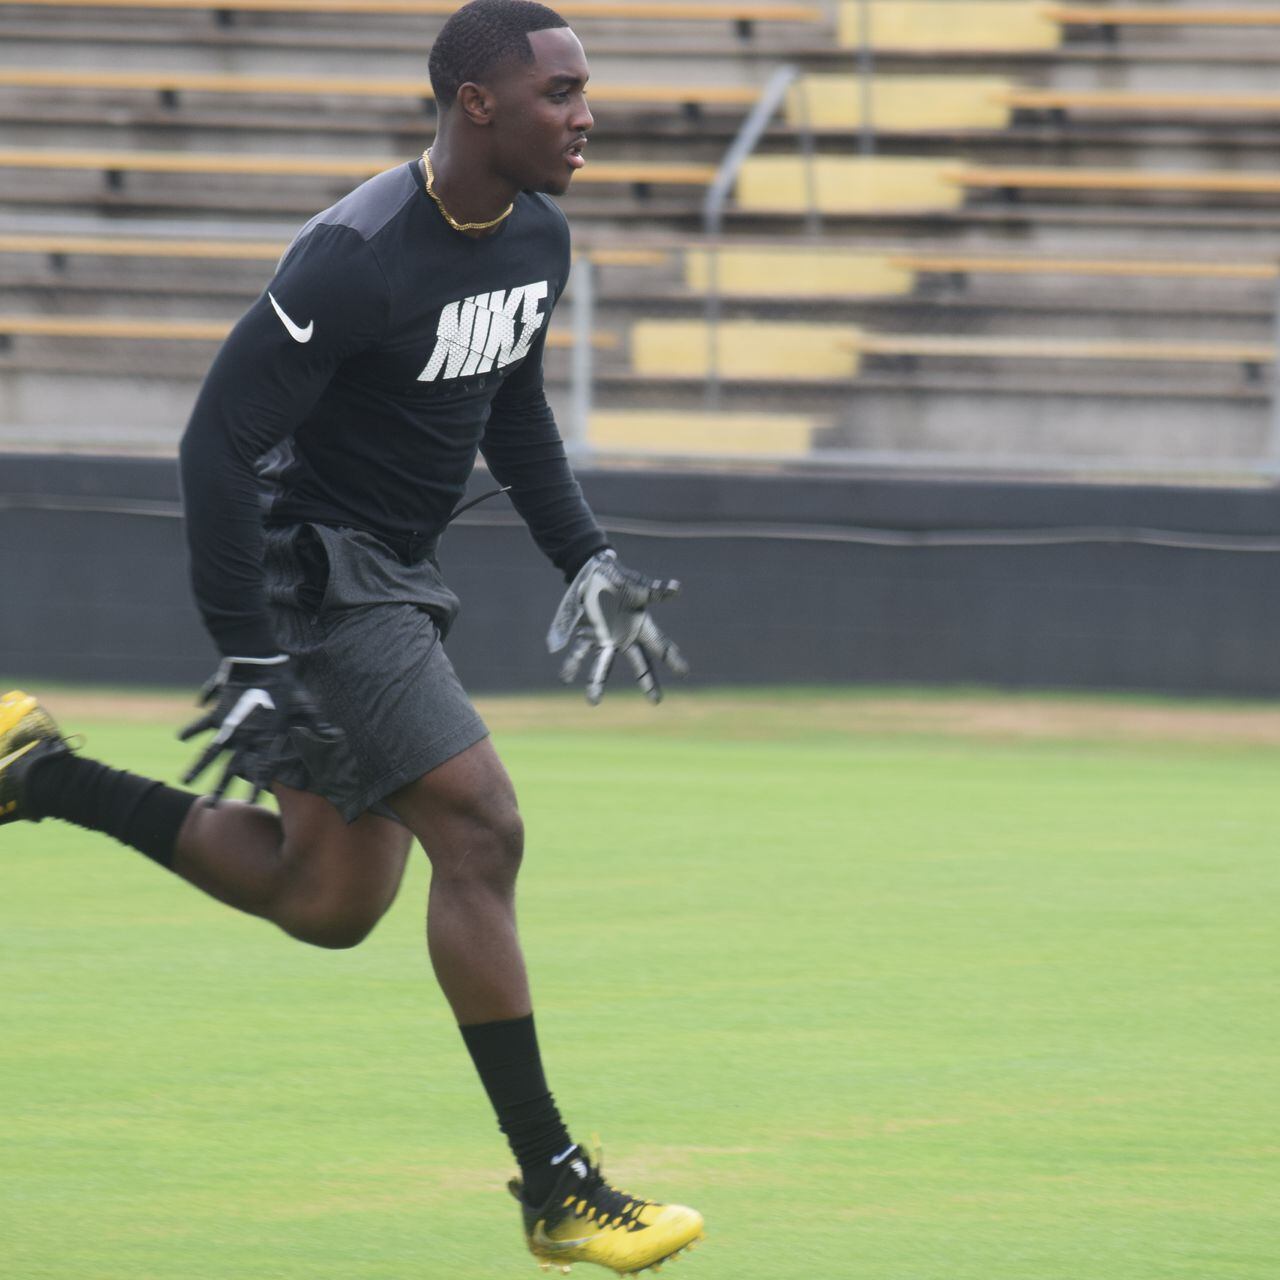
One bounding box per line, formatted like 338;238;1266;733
418;281;549;383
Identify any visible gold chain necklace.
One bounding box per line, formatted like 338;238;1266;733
422;149;514;233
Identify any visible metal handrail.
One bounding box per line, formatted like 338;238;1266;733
702;62;818;407
1269;268;1280;475
854;0;876;155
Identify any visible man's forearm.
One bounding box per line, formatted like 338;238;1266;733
179;410;279;659
481;401;609;579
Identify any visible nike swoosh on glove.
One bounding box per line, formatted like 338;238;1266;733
547;551;689;705
177;655;343;804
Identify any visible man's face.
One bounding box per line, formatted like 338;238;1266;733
486;26;593;197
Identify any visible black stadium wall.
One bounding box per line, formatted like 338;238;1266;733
3;452;1280;697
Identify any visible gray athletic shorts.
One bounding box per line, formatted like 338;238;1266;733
262;523;489;823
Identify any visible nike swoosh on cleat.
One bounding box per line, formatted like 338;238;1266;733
532;1224;604;1253
268;291;314;343
0;740;40;775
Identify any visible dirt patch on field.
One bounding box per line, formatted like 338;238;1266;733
32;688;1280;747
36;691;203;725
823;696;1280;747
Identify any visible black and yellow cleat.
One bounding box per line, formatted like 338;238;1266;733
511;1146;704;1277
0;691;68;825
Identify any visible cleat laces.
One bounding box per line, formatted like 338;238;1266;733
565;1164;651;1234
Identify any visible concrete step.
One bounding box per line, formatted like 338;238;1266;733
6;260;1271;332
0;172;707;226
2;350;1270;469
0;18;829;72
14;104;1280;170
7;191;1280;256
593;368;1271;468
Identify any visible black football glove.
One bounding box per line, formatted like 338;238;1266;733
547;550;689;704
178;655;342;804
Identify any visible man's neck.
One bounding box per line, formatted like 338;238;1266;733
424;142;518;237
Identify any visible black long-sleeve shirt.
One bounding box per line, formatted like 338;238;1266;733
179;159;607;657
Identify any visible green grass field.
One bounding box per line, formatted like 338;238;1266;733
1;688;1276;1279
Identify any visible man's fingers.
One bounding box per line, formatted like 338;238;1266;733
662;638;690;677
177;710;219;743
180;739;223;786
546;597;584;653
638;617;690;677
195;673;223;705
210;751;242;804
624;642;662;703
585;642;617;705
559;633;594;685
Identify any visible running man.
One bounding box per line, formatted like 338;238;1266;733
0;1;700;1273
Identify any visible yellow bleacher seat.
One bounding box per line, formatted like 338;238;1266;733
838;1;1060;52
736;156;961;214
631;320;864;379
684;247;913;297
589;410;816;456
786;75;1014;131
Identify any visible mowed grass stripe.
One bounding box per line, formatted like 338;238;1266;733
1;690;1276;1279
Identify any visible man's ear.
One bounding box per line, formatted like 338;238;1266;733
457;81;494;127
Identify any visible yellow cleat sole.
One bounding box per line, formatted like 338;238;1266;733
537;1232;705;1278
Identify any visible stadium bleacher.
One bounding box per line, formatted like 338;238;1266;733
3;0;1280;471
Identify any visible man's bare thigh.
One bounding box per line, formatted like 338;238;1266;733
387;737;520;870
275;782;414;914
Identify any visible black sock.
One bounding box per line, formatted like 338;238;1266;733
25;752;199;871
459;1013;574;1206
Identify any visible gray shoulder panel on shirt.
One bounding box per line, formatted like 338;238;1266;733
286;163;419;257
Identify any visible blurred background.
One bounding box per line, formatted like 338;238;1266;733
3;0;1280;693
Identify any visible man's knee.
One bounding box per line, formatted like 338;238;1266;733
465;802;526;881
488;805;525;878
433;801;525;887
390;739;526;886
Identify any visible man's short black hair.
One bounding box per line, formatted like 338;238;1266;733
429;0;569;110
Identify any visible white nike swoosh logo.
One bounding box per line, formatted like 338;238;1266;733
268;291;314;343
0;739;41;775
532;1224;604;1253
